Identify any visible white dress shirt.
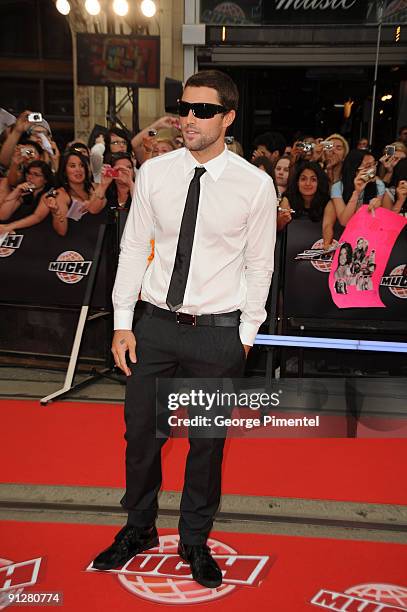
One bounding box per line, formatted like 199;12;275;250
112;145;277;346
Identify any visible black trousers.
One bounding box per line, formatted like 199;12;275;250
121;305;246;545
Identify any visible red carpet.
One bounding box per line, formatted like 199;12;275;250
1;522;406;611
1;399;407;504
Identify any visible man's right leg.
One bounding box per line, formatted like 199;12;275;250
93;310;179;570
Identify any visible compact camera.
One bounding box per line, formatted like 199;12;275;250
103;165;120;178
45;188;58;198
148;129;158;137
21;149;35;158
28;112;43;123
297;142;314;153
225;136;235;145
385;145;396;157
362;167;376;181
321;141;334;150
22;183;35;194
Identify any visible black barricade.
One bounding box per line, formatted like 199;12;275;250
0;211;114;308
283;218;407;324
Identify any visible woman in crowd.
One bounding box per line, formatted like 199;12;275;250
382;158;407;217
154;138;175;157
273;155;290;199
0;164;64;236
130;115;180;165
330;149;385;226
90;127;132;183
18;150;93;236
378;141;407;185
0;160;54;221
87;153;135;214
279;160;335;244
323;133;349;185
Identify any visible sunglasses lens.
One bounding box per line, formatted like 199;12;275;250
195;105;215;119
178;101;224;119
178;101;190;117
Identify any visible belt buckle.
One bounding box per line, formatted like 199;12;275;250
176;312;196;326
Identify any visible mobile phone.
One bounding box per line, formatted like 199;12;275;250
103;165;120;178
385;145;396;157
148;129;157;137
28;112;43;122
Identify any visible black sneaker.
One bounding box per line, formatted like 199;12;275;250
178;541;222;588
93;524;158;571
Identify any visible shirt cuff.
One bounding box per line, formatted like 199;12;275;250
114;309;134;330
239;321;260;347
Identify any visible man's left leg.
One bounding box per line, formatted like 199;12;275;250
176;323;246;587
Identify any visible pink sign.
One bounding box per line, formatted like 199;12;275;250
329;206;407;308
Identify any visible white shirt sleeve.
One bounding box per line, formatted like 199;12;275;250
239;176;277;346
112;162;154;329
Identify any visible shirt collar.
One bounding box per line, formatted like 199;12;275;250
183;145;229;183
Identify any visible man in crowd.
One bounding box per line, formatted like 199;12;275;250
251;130;286;164
92;69;277;588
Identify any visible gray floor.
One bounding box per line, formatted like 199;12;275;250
1;366;406;544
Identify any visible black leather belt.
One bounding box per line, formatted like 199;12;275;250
142;302;240;327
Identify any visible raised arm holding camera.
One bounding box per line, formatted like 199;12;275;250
87;154;135;214
330;150;385;226
0;160;54;222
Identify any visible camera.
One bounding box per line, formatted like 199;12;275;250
362;167;376;181
148;129;157;137
28;112;43;123
385;145;396;157
22;183;35;194
225;136;234;145
297;142;314;153
21;149;34;158
45;188;58;198
103;165;120;178
321;141;333;150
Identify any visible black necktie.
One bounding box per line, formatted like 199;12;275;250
166;166;206;311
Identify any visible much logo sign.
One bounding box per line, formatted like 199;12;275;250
48;251;92;284
87;534;272;605
311;582;407;611
380;264;407;299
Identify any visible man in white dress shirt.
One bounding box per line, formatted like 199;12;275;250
93;70;277;588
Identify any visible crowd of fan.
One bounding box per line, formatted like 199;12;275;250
0;108;406;247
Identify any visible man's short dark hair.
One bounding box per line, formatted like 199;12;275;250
253;131;286;156
184;70;239;112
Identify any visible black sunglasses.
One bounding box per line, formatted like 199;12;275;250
177;100;228;119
